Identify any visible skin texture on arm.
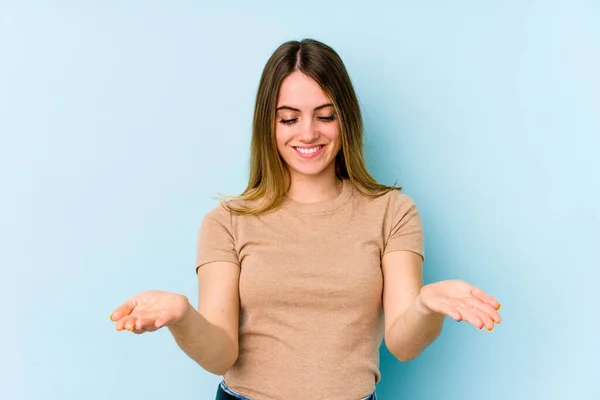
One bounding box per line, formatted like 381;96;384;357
382;250;443;362
168;261;241;375
382;251;502;362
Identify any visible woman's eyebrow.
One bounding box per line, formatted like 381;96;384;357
276;103;334;112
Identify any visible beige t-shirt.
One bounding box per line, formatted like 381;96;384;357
196;179;424;400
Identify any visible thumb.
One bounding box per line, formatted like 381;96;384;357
154;314;171;329
110;298;138;321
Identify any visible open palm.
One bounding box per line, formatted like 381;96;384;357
418;280;502;331
109;290;190;334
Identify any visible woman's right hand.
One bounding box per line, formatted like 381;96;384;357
109;290;192;334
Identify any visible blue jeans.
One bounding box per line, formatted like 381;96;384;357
216;380;377;400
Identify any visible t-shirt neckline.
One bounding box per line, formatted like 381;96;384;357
282;179;353;214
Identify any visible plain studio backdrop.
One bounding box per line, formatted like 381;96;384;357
1;1;598;399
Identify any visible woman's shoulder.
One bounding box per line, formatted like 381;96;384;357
203;190;265;220
350;180;413;202
349;180;419;218
200;200;232;227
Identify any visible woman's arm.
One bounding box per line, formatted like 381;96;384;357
382;251;501;362
168;261;241;375
382;250;439;361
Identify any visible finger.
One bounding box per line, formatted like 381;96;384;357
430;303;462;322
115;316;133;331
110;298;138;321
118;316;137;332
154;314;170;329
477;310;495;331
134;317;159;332
469;286;501;310
129;310;166;329
475;301;502;324
132;324;158;334
458;308;485;330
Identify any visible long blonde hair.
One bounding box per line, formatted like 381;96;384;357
223;39;400;215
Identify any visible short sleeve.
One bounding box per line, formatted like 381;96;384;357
195;202;240;273
383;192;425;260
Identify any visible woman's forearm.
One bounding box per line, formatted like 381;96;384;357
168;301;238;375
385;296;445;362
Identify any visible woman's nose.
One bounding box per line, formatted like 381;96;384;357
297;121;319;142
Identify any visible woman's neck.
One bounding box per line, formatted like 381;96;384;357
286;171;343;204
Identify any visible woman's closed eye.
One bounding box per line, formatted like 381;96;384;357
278;115;336;125
279;118;298;125
318;115;336;122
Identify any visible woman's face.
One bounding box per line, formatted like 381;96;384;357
275;72;342;180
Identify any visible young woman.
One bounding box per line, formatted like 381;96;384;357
110;39;502;400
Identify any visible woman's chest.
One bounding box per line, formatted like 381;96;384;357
234;215;385;311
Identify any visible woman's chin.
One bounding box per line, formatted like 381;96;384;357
288;164;333;178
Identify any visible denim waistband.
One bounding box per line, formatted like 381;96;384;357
217;380;376;400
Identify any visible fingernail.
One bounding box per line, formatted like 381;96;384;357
487;327;494;332
110;314;114;321
497;303;502;310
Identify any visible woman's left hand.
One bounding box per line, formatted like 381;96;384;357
416;280;502;331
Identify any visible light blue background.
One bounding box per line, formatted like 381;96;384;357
1;1;598;399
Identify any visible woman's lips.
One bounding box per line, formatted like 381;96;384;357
293;145;325;159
